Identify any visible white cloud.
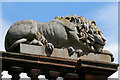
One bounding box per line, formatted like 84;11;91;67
95;3;118;21
19;73;30;78
38;75;45;78
94;3;118;26
1;71;12;78
104;43;118;63
109;71;118;78
0;19;12;51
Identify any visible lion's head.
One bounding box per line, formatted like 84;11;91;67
55;14;106;52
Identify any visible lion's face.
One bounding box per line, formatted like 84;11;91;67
74;16;106;52
67;15;106;52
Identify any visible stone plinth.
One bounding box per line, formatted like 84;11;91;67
19;43;113;63
0;51;119;80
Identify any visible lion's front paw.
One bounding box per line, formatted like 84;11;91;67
67;46;75;56
45;43;54;56
75;49;83;57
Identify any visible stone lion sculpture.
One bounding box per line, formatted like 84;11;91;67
5;14;106;56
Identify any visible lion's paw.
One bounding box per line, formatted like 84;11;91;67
75;49;83;57
45;43;54;55
67;46;75;56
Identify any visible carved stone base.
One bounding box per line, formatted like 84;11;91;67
19;43;112;62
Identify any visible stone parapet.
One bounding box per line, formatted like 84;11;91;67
0;51;119;80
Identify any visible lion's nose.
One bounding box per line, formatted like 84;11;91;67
101;39;106;46
102;37;106;42
102;37;106;44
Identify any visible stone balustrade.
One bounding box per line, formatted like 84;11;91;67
0;51;119;80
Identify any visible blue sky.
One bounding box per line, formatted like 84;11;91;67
0;2;118;78
2;2;114;23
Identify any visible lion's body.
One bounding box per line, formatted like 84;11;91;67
5;15;106;53
5;19;91;52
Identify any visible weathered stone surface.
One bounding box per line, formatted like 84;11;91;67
20;43;112;62
20;43;77;59
79;53;111;62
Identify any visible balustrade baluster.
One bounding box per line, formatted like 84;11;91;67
27;69;41;80
45;71;60;80
63;73;78;80
8;66;23;80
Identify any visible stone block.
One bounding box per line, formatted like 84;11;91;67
20;43;112;62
